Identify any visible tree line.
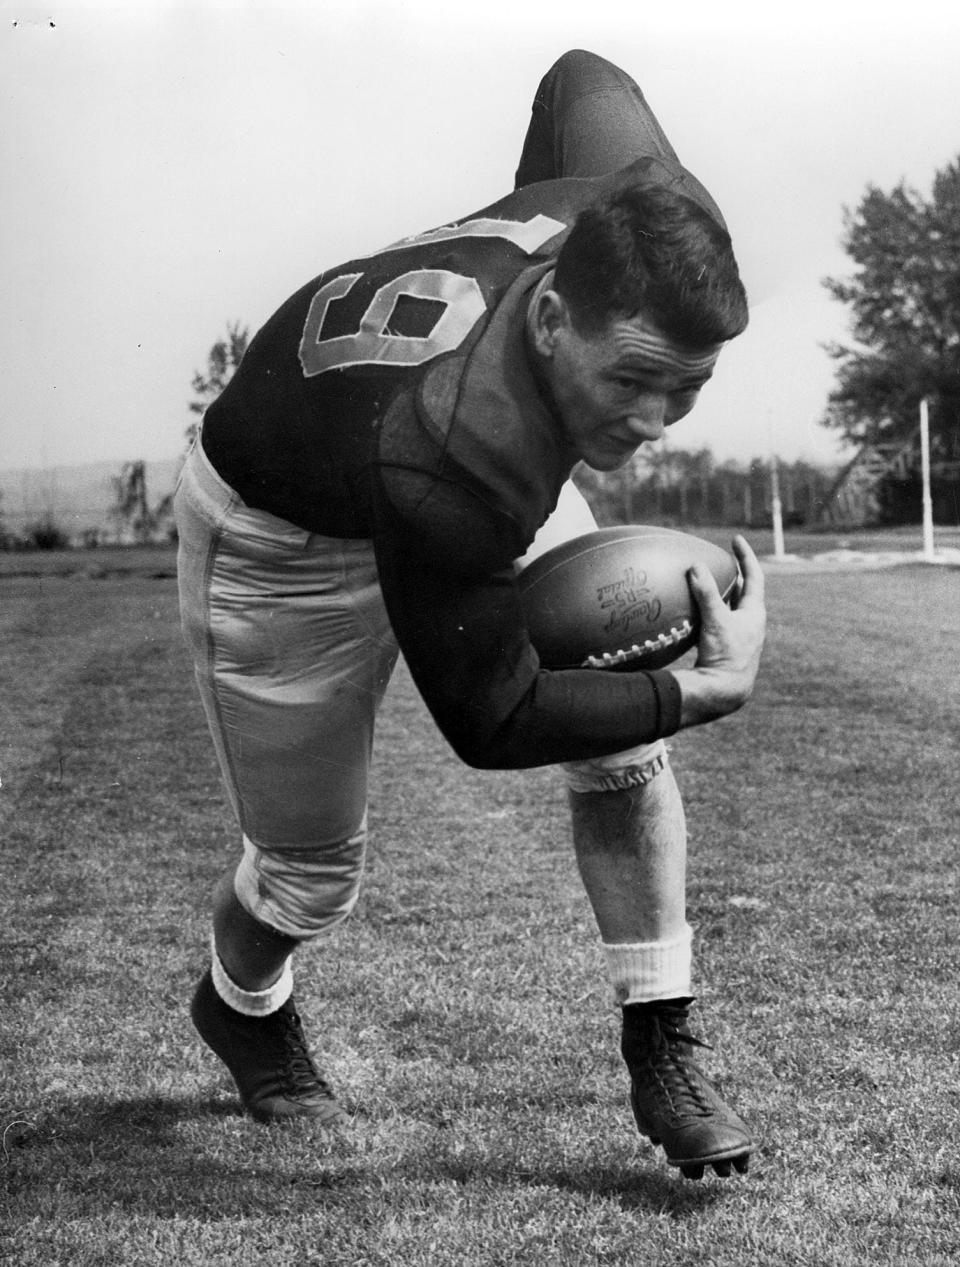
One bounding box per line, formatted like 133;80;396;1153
574;450;835;530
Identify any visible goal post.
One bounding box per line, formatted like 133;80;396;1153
920;397;935;561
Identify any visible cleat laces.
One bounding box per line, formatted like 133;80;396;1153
646;1008;714;1118
278;1011;333;1097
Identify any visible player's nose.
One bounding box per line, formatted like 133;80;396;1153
624;401;666;443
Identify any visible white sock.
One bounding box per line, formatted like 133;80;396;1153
602;924;693;1006
210;936;294;1017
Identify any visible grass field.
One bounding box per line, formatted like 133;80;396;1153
2;533;959;1265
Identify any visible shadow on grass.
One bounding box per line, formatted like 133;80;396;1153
3;1094;725;1220
438;1155;728;1216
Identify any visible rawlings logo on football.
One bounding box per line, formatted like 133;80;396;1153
597;567;663;636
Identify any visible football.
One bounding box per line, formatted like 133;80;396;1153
517;525;739;671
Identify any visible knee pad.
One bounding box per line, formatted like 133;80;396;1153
562;740;669;795
233;823;367;939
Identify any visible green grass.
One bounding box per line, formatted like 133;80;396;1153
2;542;959;1265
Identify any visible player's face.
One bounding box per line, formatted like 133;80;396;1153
534;302;721;472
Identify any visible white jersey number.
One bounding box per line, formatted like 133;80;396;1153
298;270;485;377
298;213;564;378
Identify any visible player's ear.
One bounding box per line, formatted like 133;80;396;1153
528;288;570;358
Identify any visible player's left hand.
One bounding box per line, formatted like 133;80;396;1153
671;535;766;727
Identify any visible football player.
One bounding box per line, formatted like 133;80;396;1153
175;49;766;1180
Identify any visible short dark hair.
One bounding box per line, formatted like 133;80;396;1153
553;181;748;346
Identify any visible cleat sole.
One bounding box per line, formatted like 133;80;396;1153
642;1128;755;1177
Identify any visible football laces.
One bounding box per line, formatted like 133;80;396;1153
581;619;694;669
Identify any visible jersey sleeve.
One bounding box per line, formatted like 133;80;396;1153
369;464;682;770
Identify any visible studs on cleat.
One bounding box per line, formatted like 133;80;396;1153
676;1154;751;1180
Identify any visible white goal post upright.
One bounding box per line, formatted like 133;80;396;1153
920;397;935;561
770;453;786;559
766;409;786;560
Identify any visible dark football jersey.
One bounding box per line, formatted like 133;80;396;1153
203;175;599;545
201;156;707;767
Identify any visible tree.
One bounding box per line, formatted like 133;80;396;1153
822;157;960;462
25;514;69;551
109;461;177;544
185;320;249;446
110;461;152;543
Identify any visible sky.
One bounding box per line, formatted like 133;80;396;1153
2;0;958;474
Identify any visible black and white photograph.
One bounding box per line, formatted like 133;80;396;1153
2;2;958;1263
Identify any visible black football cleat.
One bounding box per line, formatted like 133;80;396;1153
191;969;348;1126
621;998;754;1179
